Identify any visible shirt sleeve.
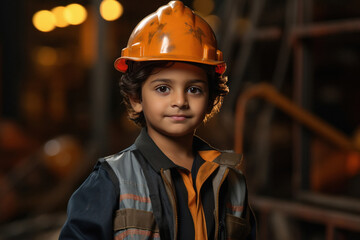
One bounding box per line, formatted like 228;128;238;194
59;162;118;240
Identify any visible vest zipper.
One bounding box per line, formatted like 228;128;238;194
218;220;225;240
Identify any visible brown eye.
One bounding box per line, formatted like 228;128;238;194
188;87;202;94
156;86;170;93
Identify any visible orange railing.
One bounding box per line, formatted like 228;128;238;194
234;82;360;240
234;82;359;153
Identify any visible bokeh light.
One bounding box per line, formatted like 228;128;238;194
32;10;56;32
51;6;69;28
64;3;87;25
100;0;123;21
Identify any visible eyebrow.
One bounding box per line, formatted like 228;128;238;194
150;78;208;84
150;79;172;84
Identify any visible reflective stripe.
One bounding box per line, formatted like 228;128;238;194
119;194;151;203
106;151;157;239
226;171;246;218
106;151;153;212
226;203;244;213
114;229;160;240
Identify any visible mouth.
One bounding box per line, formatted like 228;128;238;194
167;115;190;121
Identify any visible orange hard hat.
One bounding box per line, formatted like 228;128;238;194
114;1;226;74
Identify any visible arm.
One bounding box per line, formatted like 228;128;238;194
59;162;118;240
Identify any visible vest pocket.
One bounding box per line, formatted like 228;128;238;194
114;208;159;233
225;214;250;239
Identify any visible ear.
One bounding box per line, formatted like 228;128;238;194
129;96;143;113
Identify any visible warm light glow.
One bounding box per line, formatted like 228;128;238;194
33;10;56;32
203;15;221;33
36;46;58;66
193;0;214;16
64;3;87;25
51;6;69;28
346;152;360;176
100;0;123;21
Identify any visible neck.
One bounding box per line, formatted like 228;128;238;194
147;129;195;170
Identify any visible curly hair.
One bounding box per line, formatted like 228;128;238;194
119;60;229;127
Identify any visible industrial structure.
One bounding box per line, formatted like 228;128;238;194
1;0;360;239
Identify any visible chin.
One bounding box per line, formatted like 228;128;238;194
161;127;196;138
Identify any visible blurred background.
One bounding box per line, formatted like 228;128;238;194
1;0;360;239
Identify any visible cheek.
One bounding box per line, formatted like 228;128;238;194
194;97;209;114
142;98;164;116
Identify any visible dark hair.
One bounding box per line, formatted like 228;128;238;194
119;60;229;127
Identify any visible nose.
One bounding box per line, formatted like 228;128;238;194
171;90;188;109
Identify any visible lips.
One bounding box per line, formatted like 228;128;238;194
167;114;189;121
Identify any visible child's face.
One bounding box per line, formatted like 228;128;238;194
131;62;209;139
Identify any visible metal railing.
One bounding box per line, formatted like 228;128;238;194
234;82;359;153
233;82;360;240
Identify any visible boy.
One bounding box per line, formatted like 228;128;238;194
59;1;256;239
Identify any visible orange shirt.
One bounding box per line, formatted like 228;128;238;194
177;150;221;240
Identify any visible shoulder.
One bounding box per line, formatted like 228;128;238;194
100;144;137;163
99;144;138;170
98;144;149;185
214;151;244;172
64;159;120;214
72;158;119;197
213;151;247;190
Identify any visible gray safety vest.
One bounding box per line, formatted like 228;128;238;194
103;146;253;240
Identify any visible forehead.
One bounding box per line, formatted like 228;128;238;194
147;62;208;82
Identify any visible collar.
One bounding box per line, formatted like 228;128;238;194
134;128;216;172
134;128;176;172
